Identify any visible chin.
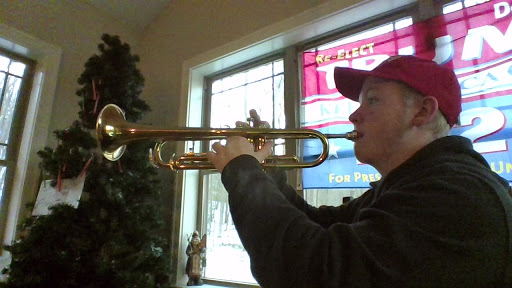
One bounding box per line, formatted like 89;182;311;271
353;150;369;164
354;146;376;165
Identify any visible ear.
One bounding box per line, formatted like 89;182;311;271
411;96;438;126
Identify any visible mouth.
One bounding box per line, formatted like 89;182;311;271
352;130;362;141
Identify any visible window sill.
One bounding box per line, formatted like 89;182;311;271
173;279;259;288
173;285;258;288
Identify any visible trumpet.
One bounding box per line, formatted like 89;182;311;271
96;104;357;170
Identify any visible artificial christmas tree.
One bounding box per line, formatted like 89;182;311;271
1;34;172;288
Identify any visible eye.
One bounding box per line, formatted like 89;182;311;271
361;89;378;105
365;96;378;105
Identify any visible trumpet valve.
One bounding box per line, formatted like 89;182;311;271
247;136;267;152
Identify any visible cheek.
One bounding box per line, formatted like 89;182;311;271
375;107;410;131
353;138;380;162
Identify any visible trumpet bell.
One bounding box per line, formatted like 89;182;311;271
96;104;128;161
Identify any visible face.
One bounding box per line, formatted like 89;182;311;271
348;77;420;175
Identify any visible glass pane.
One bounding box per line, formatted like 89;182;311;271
203;173;257;284
443;1;463;14
464;0;486;8
273;74;285;129
0;75;22;144
210;79;278;128
0;145;6;161
0;165;7;203
314;23;394;51
211;87;247;128
0;72;5;98
222;72;248;91
395;17;413;30
303;188;367;207
274;59;284;75
212;79;223;94
245;78;275;125
247;62;272;83
273;74;285;156
0;56;9;72
9;61;26;77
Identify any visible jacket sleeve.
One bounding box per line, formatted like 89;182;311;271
221;154;510;288
264;167;367;227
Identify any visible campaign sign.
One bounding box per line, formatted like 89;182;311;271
302;0;512;188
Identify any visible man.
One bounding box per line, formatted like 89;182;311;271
206;56;512;287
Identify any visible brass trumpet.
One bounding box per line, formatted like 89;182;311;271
96;104;357;170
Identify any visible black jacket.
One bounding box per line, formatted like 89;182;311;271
221;136;512;288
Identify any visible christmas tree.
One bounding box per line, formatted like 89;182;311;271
1;34;172;288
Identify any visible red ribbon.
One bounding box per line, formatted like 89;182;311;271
118;160;123;173
92;78;101;114
80;155;94;178
93;89;101;114
57;164;67;192
92;79;97;100
57;167;62;192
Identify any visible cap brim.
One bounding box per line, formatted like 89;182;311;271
334;67;376;102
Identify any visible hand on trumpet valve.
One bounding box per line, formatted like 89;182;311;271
206;136;273;173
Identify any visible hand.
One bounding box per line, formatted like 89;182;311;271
206;136;273;173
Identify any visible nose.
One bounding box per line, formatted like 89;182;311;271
349;107;360;124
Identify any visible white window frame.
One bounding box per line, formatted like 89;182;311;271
175;0;417;286
0;23;61;273
0;50;36;244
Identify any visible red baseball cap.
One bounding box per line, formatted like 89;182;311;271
334;55;462;127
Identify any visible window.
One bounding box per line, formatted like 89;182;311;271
0;50;34;245
201;58;284;284
301;16;414;206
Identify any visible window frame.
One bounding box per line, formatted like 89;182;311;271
199;54;287;285
0;25;61;272
0;49;35;247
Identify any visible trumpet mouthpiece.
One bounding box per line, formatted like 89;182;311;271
346;131;358;141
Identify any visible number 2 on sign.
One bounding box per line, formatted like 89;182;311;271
459;107;507;154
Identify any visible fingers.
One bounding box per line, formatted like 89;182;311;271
253;141;272;163
208;137;273;172
262;140;273;151
207;142;227;173
211;141;224;152
205;151;216;162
